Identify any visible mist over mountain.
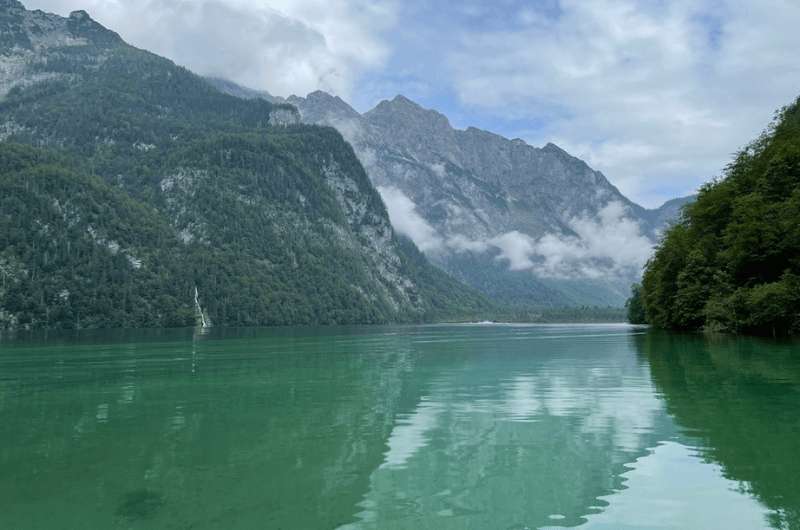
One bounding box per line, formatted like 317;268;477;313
212;82;694;307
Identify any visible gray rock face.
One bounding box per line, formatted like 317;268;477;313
287;91;360;125
0;3;122;100
290;94;648;237
268;90;691;307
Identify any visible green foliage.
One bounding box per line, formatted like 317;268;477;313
625;284;647;324
635;99;800;336
0;144;196;329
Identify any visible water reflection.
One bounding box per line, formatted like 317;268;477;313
639;332;800;530
580;441;770;530
0;325;797;529
343;325;674;529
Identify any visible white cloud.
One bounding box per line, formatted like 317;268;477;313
326;116;365;146
378;175;653;278
528;201;654;279
488;231;536;271
23;0;397;99
377;186;443;253
380;185;654;280
446;0;800;206
452;202;654;280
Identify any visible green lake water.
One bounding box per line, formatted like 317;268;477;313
1;324;799;529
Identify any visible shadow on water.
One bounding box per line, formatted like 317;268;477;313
636;331;800;529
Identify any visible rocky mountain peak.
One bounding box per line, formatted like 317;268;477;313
543;142;567;154
363;95;459;164
65;8;122;46
305;89;338;101
541;142;601;176
0;2;123;54
287;90;361;124
306;90;358;113
68;9;91;20
389;94;420;107
366;95;452;131
1;0;24;11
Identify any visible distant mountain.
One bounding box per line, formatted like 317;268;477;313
643;194;696;231
211;85;694;307
0;1;489;329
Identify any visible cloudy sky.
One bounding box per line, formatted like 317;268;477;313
25;0;800;207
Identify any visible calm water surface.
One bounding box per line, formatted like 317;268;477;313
1;324;799;529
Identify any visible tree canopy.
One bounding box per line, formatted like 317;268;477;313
634;98;800;336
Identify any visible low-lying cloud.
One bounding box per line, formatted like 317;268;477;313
377;186;443;253
488;231;537;271
479;203;653;279
380;187;654;280
522;202;655;279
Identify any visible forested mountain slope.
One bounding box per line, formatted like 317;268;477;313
0;1;489;330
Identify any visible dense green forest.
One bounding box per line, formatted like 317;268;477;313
0;4;491;330
0;141;494;330
630;98;800;336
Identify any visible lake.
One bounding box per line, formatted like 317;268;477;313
1;324;798;529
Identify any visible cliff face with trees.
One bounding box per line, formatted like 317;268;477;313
0;2;490;330
632;98;800;336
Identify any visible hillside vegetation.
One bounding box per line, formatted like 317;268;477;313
631;98;800;336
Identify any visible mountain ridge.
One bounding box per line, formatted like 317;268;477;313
209;79;693;220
